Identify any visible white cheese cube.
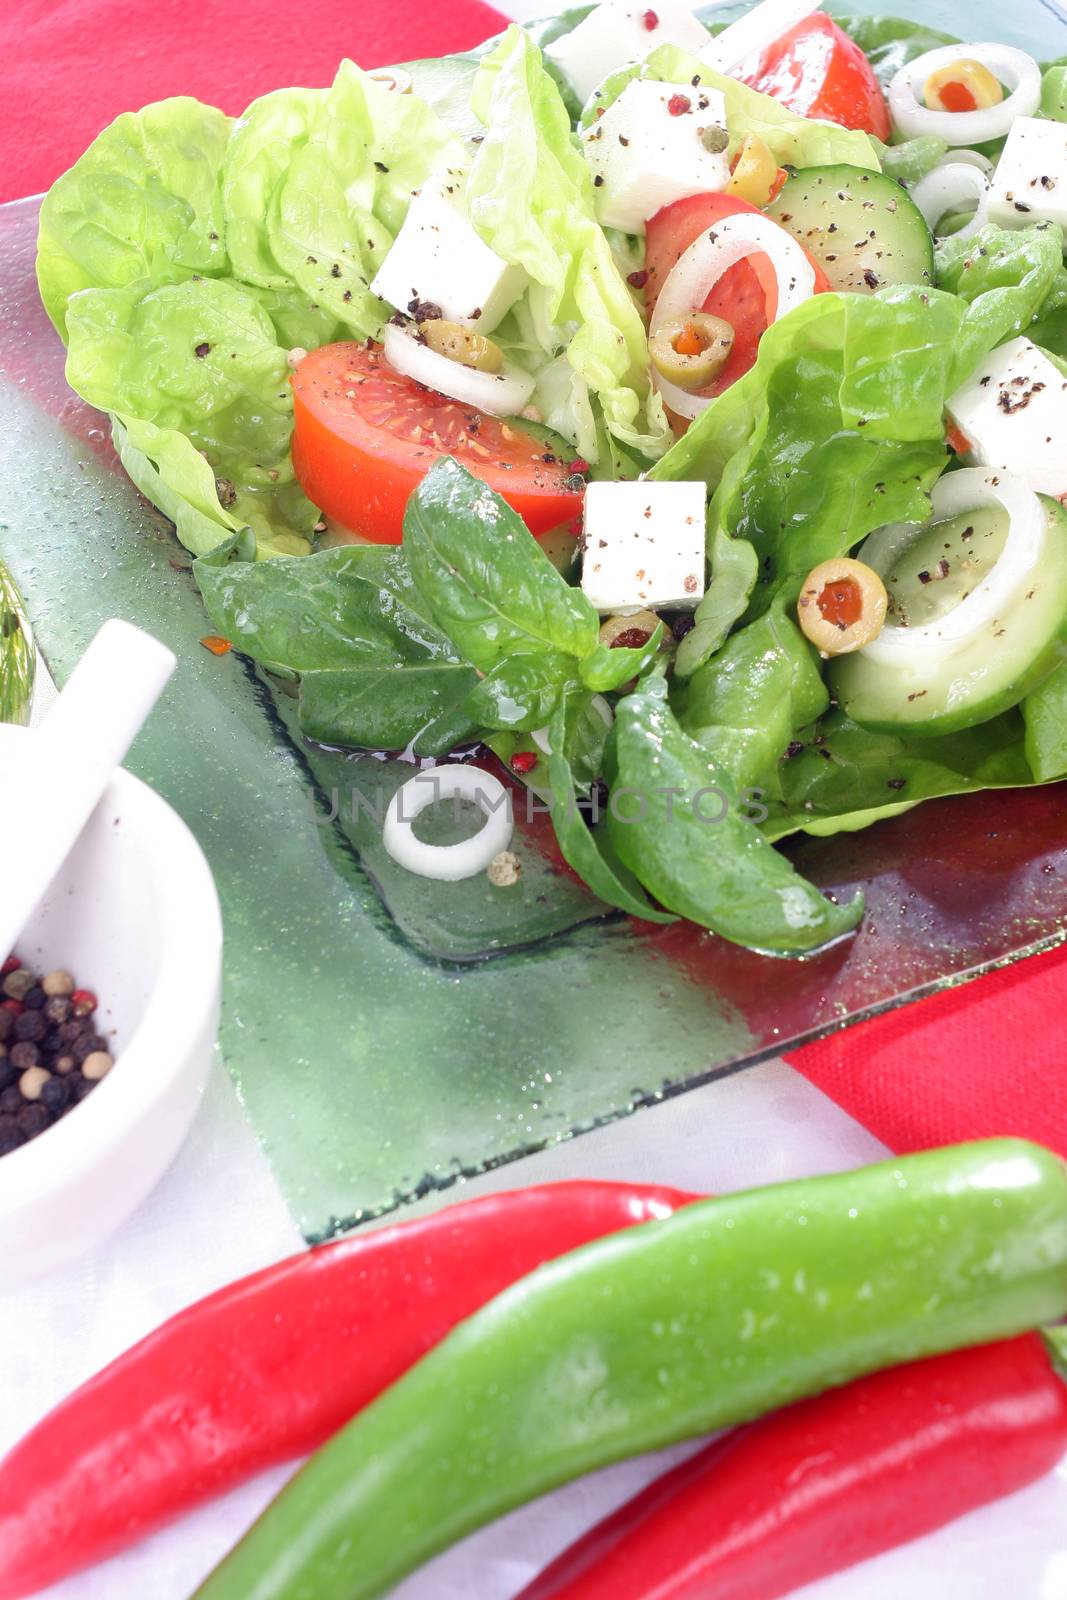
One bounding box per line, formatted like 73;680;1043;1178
370;170;527;333
545;0;710;108
581;480;707;613
986;116;1067;231
580;80;729;235
946;336;1067;500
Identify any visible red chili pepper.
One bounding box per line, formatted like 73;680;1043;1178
0;1180;693;1599
516;1330;1067;1600
511;750;538;774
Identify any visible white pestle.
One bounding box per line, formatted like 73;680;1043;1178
0;619;177;962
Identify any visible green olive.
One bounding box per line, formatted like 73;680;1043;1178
649;313;734;393
421;319;503;374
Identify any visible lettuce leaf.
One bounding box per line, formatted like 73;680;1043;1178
469;26;670;462
36;97;232;336
579;42;880;171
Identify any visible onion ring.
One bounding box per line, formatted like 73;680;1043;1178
382;324;535;418
650;213;817;420
911;161;990;239
888;43;1041;145
383;765;514;881
858;468;1046;670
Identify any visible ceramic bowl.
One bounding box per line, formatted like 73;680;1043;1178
0;723;222;1286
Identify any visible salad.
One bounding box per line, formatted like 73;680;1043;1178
36;0;1067;957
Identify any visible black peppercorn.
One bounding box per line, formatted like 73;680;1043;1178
71;1075;96;1104
22;986;46;1010
16;1102;50;1139
0;1010;12;1046
13;1010;46;1043
0;1085;23;1115
40;1075;71;1114
9;1041;40;1072
0;1060;15;1096
0;1119;25;1156
72;1032;108;1065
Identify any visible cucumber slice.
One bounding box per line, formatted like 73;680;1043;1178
832;487;1067;736
766;164;934;293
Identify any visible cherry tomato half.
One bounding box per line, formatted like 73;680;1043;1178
740;12;891;140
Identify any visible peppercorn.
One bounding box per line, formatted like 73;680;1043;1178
82;1051;114;1082
19;1066;51;1101
39;1075;71;1114
72;1033;108;1066
0;1086;22;1115
53;1054;76;1076
21;986;46;1011
16;1102;50;1138
0;1060;15;1096
2;968;34;1001
44;995;72;1024
9;1041;40;1072
41;970;75;998
0;1119;25;1156
13;1010;46;1043
71;990;98;1019
71;1075;96;1104
0;1009;12;1045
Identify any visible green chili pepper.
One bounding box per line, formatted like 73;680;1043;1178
194;1140;1067;1600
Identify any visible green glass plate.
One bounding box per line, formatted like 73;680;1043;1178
2;0;1066;1239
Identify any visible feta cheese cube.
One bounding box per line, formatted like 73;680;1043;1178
580;80;729;235
986;116;1067;231
370;170;527;333
946;336;1067;500
581;480;707;613
545;0;710;108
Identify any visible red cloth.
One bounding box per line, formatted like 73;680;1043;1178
3;0;1063;1160
0;0;503;202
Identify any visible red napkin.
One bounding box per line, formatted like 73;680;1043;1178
4;0;1063;1161
0;0;504;202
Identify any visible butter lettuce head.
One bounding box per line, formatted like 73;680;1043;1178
37;62;465;558
469;26;670;463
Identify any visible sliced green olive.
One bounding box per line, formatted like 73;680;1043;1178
598;609;664;649
797;557;888;657
649;313;734;393
421;319;504;373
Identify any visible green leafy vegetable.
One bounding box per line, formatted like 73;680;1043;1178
579;627;664;692
544;694;675;923
1023;663;1067;784
469;26;670;462
765;709;1035;841
606;676;864;955
36;97;231;336
684;604;828;794
403;457;599;673
194;535;479;754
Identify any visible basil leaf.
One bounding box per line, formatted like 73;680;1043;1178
403;457;599;671
606;677;863;956
545;697;675;924
464;652;574;731
579;625;664;692
195;543;458;670
684;604;828;794
674;528;758;679
299;664;479;756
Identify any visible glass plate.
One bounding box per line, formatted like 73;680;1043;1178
2;0;1066;1238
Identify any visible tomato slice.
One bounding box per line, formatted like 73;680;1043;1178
643;193;830;403
291;342;583;545
739;12;891;140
